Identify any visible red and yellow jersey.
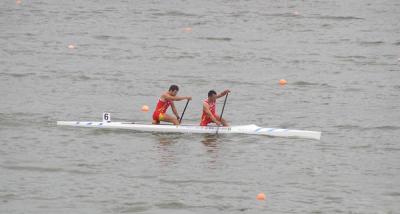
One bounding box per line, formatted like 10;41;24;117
153;99;173;121
200;99;217;126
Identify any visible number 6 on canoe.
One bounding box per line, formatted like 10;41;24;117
103;112;111;123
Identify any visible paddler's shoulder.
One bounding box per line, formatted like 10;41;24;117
161;92;174;101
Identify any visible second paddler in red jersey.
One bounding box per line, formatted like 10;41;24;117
200;89;230;127
152;85;192;125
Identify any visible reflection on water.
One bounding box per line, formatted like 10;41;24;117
201;134;219;153
157;135;178;146
201;134;222;169
154;134;223;168
155;134;179;167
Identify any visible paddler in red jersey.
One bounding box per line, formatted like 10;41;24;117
200;89;230;127
152;85;192;125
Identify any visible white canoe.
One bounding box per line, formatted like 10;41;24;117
56;121;321;140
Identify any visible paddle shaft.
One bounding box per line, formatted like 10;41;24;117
219;93;229;123
216;93;228;134
179;99;190;124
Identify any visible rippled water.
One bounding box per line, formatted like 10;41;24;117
1;0;399;213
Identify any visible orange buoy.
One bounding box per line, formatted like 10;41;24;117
279;79;287;85
16;0;22;5
183;27;192;32
256;192;266;200
141;105;149;112
68;44;75;49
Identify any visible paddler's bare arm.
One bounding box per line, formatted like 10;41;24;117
203;102;220;125
163;93;192;101
171;102;180;119
216;89;230;99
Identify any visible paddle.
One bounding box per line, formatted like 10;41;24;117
179;99;190;124
216;93;229;134
219;93;229;122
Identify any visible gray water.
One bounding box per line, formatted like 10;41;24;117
1;0;399;213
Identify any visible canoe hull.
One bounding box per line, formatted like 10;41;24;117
56;121;321;140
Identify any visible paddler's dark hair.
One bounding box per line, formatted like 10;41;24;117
208;90;217;97
169;85;179;92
